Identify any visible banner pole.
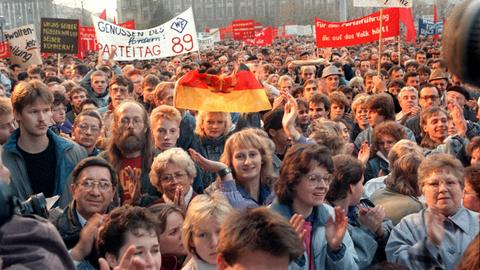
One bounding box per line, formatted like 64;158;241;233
377;8;383;74
398;35;401;66
57;53;61;76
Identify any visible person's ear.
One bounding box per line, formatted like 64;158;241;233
105;252;118;269
268;129;276;138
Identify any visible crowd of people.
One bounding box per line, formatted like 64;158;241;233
0;32;479;270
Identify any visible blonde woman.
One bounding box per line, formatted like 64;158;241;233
181;194;232;270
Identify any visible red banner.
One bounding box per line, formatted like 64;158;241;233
232;19;255;40
219;25;232;40
245;27;273;46
0;41;10;59
315;8;399;47
77;20;135;59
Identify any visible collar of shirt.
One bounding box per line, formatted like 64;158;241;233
447;207;470;233
74;207;88;227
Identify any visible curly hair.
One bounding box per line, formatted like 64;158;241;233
308;119;347;155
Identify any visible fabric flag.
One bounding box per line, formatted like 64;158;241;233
113;16;117;25
399;8;416;42
175;66;271;112
0;41;10;59
99;9;107;20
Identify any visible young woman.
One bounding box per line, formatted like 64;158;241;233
189;128;275;209
327;155;392;269
181;194;232;270
149;204;187;270
270;143;358;269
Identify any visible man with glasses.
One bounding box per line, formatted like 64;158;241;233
386;154;479;270
100;100;158;204
73;110;103;156
52;156;117;269
406;84;441;143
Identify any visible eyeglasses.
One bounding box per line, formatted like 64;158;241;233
424;178;459;190
160;172;188;183
304;173;333;186
77;123;100;133
79;179;112;191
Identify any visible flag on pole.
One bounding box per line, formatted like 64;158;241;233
99;9;107;20
175;66;271;112
399;8;416;42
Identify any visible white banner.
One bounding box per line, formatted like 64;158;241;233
4;24;42;69
92;7;198;61
198;36;214;50
285;25;298;35
353;0;412;8
210;28;221;43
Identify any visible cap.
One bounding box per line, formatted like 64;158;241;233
429;69;449;82
447;85;470;100
322;65;341;78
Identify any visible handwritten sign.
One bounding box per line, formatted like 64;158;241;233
92;8;198;61
41;18;79;54
353;0;412;8
315;8;399;48
232;20;255;40
4;24;42;68
418;18;443;36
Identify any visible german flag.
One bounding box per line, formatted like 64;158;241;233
174;67;272;112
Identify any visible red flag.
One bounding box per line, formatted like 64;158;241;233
0;41;10;59
204;26;210;33
99;9;107;20
175;69;271;112
399;8;416;43
433;1;439;40
113;16;117;25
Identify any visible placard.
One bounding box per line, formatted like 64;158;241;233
41;18;79;54
232;20;255;40
4;24;42;68
353;0;412;8
92;8;198;61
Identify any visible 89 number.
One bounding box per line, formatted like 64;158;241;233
172;34;193;54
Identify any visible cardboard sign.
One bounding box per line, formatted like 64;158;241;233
315;8;399;48
353;0;412;8
0;41;10;59
198;36;214;50
92;8;198;61
232;20;255;40
418;18;443;36
4;24;42;68
41;18;79;54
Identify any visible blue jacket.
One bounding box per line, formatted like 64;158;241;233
3;129;87;208
270;200;359;270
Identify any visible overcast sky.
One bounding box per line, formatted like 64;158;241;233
53;0;117;18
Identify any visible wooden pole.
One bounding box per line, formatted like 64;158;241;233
57;53;61;76
377;9;383;74
398;36;401;66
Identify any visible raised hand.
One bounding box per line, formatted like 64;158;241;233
99;245;147;270
358;205;385;236
282;94;301;142
188;148;228;173
357;142;370;165
173;185;185;210
290;213;307;242
71;214;106;261
426;206;445;246
325;207;348;251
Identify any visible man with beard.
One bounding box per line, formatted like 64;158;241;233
100;100;158;204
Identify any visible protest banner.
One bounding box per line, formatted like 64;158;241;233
198;36;214;50
315;8;399;48
353;0;412;8
210;28;221;42
41;18;79;54
219;24;233;40
245;27;273;46
175;66;271;113
92;7;198;61
285;25;298;35
0;41;10;59
4;24;42;68
418;18;443;36
232;20;255;40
